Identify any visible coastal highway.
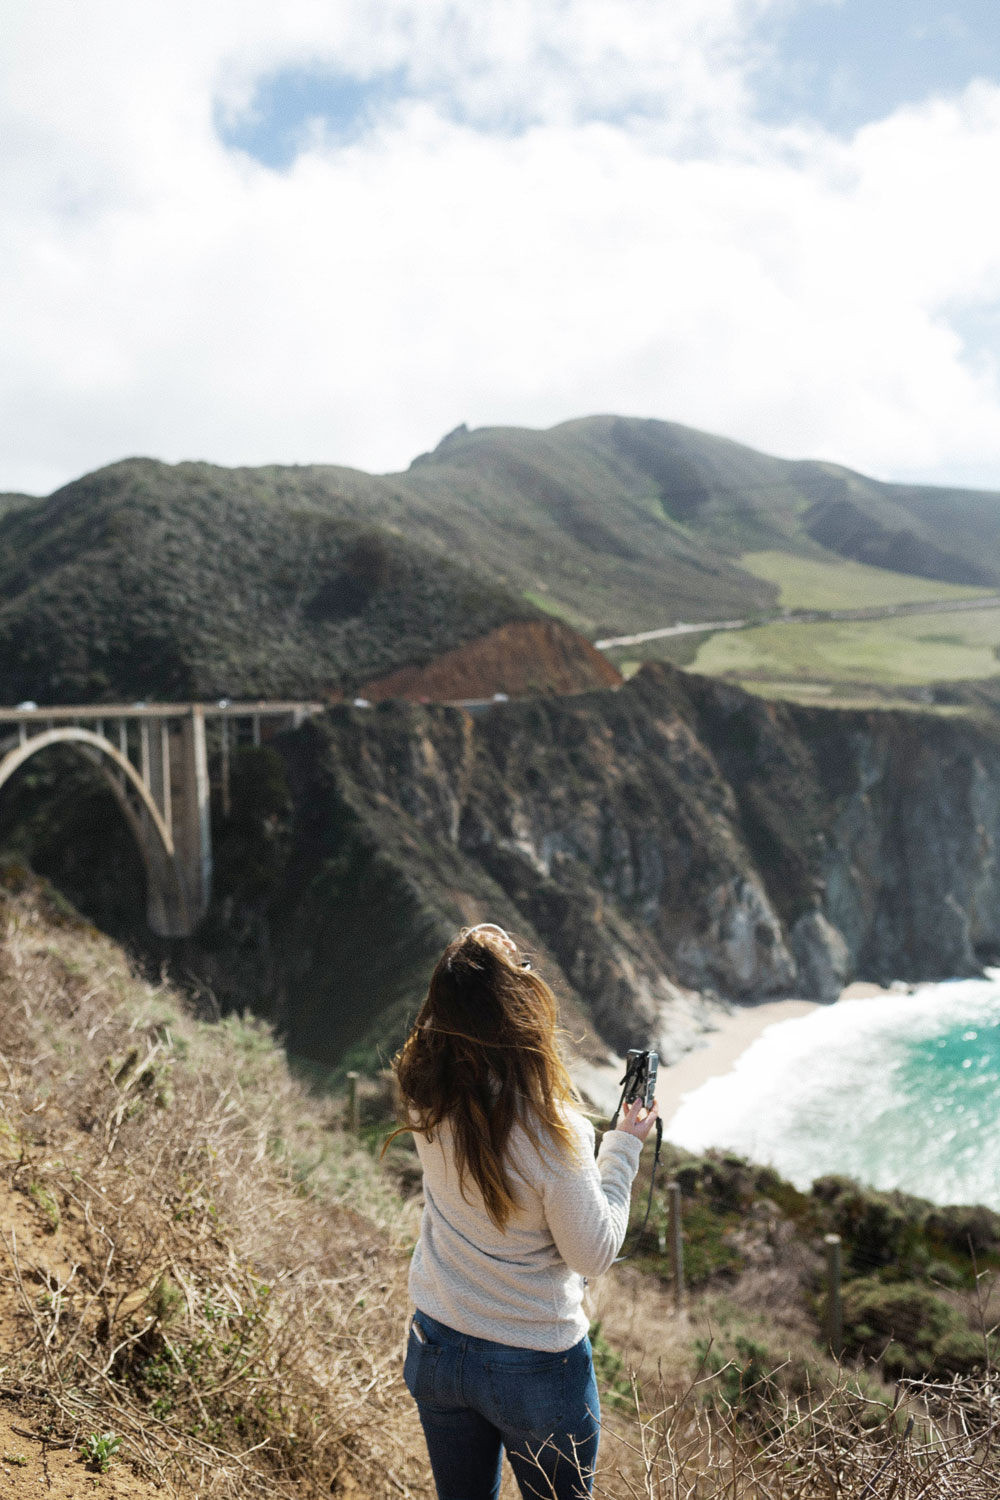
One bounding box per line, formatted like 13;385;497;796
595;592;1000;652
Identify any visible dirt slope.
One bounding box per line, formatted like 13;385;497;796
0;1176;161;1499
359;617;623;701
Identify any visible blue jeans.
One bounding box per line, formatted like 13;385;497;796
404;1311;600;1500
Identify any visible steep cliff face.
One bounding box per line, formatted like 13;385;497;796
678;673;1000;986
10;663;999;1072
190;664;1000;1071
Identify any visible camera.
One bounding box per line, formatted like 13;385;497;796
623;1048;658;1110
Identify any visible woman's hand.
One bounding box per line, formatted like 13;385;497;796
615;1097;660;1142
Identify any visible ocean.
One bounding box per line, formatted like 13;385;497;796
664;973;1000;1210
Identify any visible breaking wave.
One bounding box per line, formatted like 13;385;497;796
664;973;1000;1209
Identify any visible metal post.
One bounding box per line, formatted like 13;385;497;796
824;1233;843;1358
668;1181;685;1313
18;723;27;746
252;713;261;748
345;1072;360;1134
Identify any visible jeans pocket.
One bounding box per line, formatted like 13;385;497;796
404;1325;444;1407
485;1351;568;1439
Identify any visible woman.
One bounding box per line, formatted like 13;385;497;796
386;923;659;1500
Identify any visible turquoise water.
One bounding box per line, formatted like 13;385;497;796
665;974;1000;1209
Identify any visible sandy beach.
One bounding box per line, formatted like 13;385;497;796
655;998;817;1124
574;982;891;1123
658;981;895;1124
656;981;893;1127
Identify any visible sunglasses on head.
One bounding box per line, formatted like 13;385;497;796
463;924;533;970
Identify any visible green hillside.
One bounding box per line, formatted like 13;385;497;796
692;607;1000;690
397;419;782;633
386;418;1000;632
0;491;36;521
738;550;985;611
0;458;537;704
5;416;1000;706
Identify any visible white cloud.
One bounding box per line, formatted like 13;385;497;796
2;0;1000;496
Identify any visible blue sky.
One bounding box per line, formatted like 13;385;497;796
219;70;405;170
221;1;1000;165
756;0;1000;132
3;0;1000;495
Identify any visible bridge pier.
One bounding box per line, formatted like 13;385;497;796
169;706;211;934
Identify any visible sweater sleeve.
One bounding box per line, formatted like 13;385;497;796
540;1115;643;1279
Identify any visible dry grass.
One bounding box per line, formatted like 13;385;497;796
1;870;998;1499
596;1364;1000;1499
0;871;428;1498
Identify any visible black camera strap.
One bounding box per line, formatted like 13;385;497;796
607;1059;663;1264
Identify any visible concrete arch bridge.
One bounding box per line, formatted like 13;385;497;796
0;701;321;936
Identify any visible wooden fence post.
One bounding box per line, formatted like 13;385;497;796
824;1233;843;1357
345;1071;360;1134
668;1180;685;1313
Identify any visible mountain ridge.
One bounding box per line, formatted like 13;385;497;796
4;415;1000;708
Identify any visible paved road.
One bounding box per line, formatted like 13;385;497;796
595;592;1000;652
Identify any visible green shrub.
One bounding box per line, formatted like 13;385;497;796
79;1431;121;1473
924;1204;1000;1260
695;1333;785;1427
813;1177;924;1275
841;1278;987;1378
677;1200;744;1285
28;1179;60;1231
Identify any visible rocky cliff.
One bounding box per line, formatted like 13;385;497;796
179;663;1000;1071
5;660;998;1070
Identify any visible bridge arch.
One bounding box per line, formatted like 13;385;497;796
0;701;321;937
0;722;196;935
0;727;174;854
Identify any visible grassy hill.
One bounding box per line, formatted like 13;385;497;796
0;491;35;520
737;550;985;611
5;416;1000;706
691;607;1000;699
392;417;1000;632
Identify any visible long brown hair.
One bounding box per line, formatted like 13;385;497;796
384;929;581;1229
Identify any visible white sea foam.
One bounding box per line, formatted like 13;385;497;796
664;973;1000;1209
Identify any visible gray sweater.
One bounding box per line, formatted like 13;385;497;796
408;1107;643;1352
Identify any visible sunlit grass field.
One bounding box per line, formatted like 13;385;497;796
739;550;989;611
691;606;1000;689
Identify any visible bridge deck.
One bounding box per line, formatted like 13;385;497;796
0;701;325;722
